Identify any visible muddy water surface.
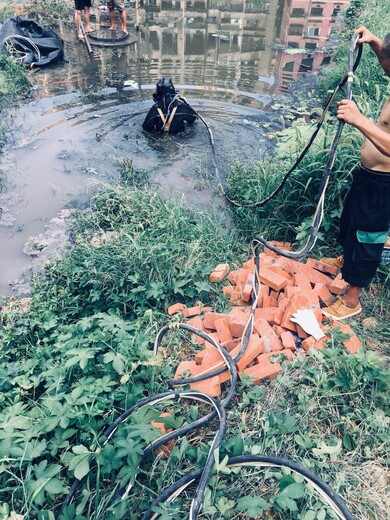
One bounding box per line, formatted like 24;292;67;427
0;0;344;295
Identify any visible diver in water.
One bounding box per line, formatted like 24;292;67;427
142;77;197;135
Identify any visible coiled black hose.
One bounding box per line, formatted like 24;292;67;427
143;455;354;520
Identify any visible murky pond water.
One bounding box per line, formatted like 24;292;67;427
0;0;349;295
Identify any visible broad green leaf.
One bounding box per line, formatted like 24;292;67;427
236;495;270;516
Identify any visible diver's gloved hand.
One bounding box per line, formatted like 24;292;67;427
290;308;325;341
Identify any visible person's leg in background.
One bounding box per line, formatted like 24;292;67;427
83;2;92;34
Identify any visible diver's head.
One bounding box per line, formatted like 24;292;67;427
153;77;177;101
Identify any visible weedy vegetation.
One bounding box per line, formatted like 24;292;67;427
0;0;388;518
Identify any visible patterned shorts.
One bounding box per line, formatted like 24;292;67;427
107;0;125;12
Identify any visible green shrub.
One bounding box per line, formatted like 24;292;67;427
0;53;30;97
29;184;244;322
26;0;73;27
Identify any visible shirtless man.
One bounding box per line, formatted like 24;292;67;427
74;0;92;40
322;27;390;320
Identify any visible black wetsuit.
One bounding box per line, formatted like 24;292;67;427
142;97;197;134
339;163;390;287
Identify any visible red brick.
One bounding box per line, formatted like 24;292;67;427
302;337;326;351
229;335;265;371
281;331;296;350
190;375;221;397
209;271;227;283
329;321;362;354
223;286;234;295
227;269;239;284
293;273;312;292
242;258;255;270
222;338;240;352
236;268;251;288
272;325;286;336
284;286;303;299
281;258;302;276
268;265;294;286
295;324;309;339
262;293;278;308
259;269;288;292
254;307;279;325
329;278;349;295
229;311;250;338
215;317;233;344
195;348;209;365
343;334;362;354
243;356;282;385
254;318;283;352
187;316;205;345
209;263;230;283
201;345;224;368
243;352;282;382
213;263;230;274
306;258;340;277
150;413;174;457
174;361;202;380
273;298;289;326
314;283;335;305
168;303;187;315
242;274;254;302
203;312;228;330
256;284;269;308
182;306;202;318
187;316;203;329
293;263;333;286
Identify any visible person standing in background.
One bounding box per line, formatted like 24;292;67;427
107;0;128;35
74;0;92;40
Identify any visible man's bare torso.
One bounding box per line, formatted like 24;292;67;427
361;97;390;171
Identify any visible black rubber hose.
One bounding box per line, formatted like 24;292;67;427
142;455;354;520
57;390;227;519
253;33;361;259
180;35;362;211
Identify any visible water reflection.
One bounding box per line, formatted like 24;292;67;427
33;0;350;105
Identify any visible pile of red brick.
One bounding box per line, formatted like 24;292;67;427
167;243;362;397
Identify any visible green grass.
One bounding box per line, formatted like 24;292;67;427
25;0;73;27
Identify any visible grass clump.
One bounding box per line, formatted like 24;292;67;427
0;2;15;23
26;0;73;27
30;184;244;322
0;53;30;97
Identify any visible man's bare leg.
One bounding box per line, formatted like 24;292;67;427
75;10;84;39
120;10;127;34
343;285;362;307
84;7;91;33
109;8;116;30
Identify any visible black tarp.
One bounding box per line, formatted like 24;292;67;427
0;16;64;67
